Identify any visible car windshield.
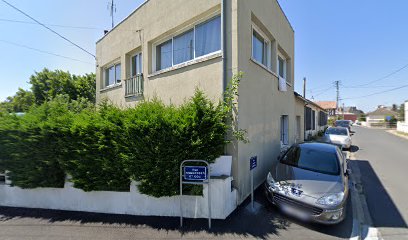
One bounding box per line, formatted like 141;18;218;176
336;121;349;127
326;128;348;136
281;145;340;175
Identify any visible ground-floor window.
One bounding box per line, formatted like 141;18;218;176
296;116;301;142
281;115;289;145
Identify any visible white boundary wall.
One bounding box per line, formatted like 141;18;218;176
397;121;408;133
0;157;237;219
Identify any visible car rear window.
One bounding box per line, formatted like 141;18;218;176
326;128;348;136
336;121;350;127
281;145;340;175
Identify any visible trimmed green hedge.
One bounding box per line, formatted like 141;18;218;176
0;73;245;197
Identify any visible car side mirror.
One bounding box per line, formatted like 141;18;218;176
345;168;352;176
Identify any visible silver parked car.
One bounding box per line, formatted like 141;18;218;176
324;127;352;150
264;142;350;224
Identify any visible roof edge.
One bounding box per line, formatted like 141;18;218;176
96;0;150;44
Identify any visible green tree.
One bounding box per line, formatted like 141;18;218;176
400;103;405;121
0;89;34;113
29;68;96;105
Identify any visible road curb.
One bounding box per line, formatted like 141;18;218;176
348;151;383;240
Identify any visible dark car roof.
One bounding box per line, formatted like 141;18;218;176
297;142;338;153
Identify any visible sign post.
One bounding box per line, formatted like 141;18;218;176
180;160;211;229
250;156;257;210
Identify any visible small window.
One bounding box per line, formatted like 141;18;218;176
280;115;289;145
195;16;221;57
104;63;121;87
252;30;269;66
305;107;312;131
278;55;286;79
156;40;172;71
173;29;194;65
131;53;143;77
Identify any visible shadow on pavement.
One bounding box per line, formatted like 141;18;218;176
354;160;407;229
0;188;291;239
0;185;356;239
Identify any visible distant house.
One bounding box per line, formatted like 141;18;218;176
295;93;328;140
366;106;398;127
315;101;337;117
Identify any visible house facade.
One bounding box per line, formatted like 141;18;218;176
315;101;337;117
295;93;328;140
96;0;295;204
366;106;398;127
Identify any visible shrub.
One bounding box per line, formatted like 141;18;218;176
0;73;246;197
61;102;131;192
125;91;228;197
0;96;76;188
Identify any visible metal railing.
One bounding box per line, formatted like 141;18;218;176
124;74;144;97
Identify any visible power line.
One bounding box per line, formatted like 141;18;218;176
0;18;103;30
310;85;333;98
341;84;408;100
0;39;94;65
343;62;408;88
341;84;401;89
1;0;96;59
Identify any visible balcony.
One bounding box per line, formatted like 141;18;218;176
125;74;144;97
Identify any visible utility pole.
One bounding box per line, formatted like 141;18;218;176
334;80;340;111
303;77;306;98
108;0;116;29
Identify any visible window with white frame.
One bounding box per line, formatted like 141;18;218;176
131;53;143;76
280;115;289;145
104;63;121;87
252;27;270;68
155;15;221;71
278;53;287;80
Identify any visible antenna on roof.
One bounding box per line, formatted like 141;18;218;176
107;0;116;29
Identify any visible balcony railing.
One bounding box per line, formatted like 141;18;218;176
125;74;144;97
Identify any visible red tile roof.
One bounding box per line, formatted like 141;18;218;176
315;101;337;109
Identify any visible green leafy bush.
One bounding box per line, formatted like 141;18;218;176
0;73;246;197
62;103;131;192
125;91;228;197
0;96;77;188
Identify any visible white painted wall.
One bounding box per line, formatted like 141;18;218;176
397;122;408;133
0;177;237;219
0;156;237;219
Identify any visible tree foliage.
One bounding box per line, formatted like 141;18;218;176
0;69;95;114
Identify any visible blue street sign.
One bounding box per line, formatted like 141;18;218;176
386;116;392;121
184;166;207;181
250;156;257;170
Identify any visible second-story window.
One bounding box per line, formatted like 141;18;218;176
156;40;172;71
278;53;287;81
155;15;221;72
131;53;143;76
104;63;121;87
252;28;270;68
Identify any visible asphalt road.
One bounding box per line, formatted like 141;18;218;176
351;126;408;239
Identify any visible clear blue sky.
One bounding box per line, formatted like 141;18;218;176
0;0;407;112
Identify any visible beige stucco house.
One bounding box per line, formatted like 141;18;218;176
295;93;328;141
96;0;296;204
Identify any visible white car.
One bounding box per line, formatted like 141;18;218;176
324;127;352;150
